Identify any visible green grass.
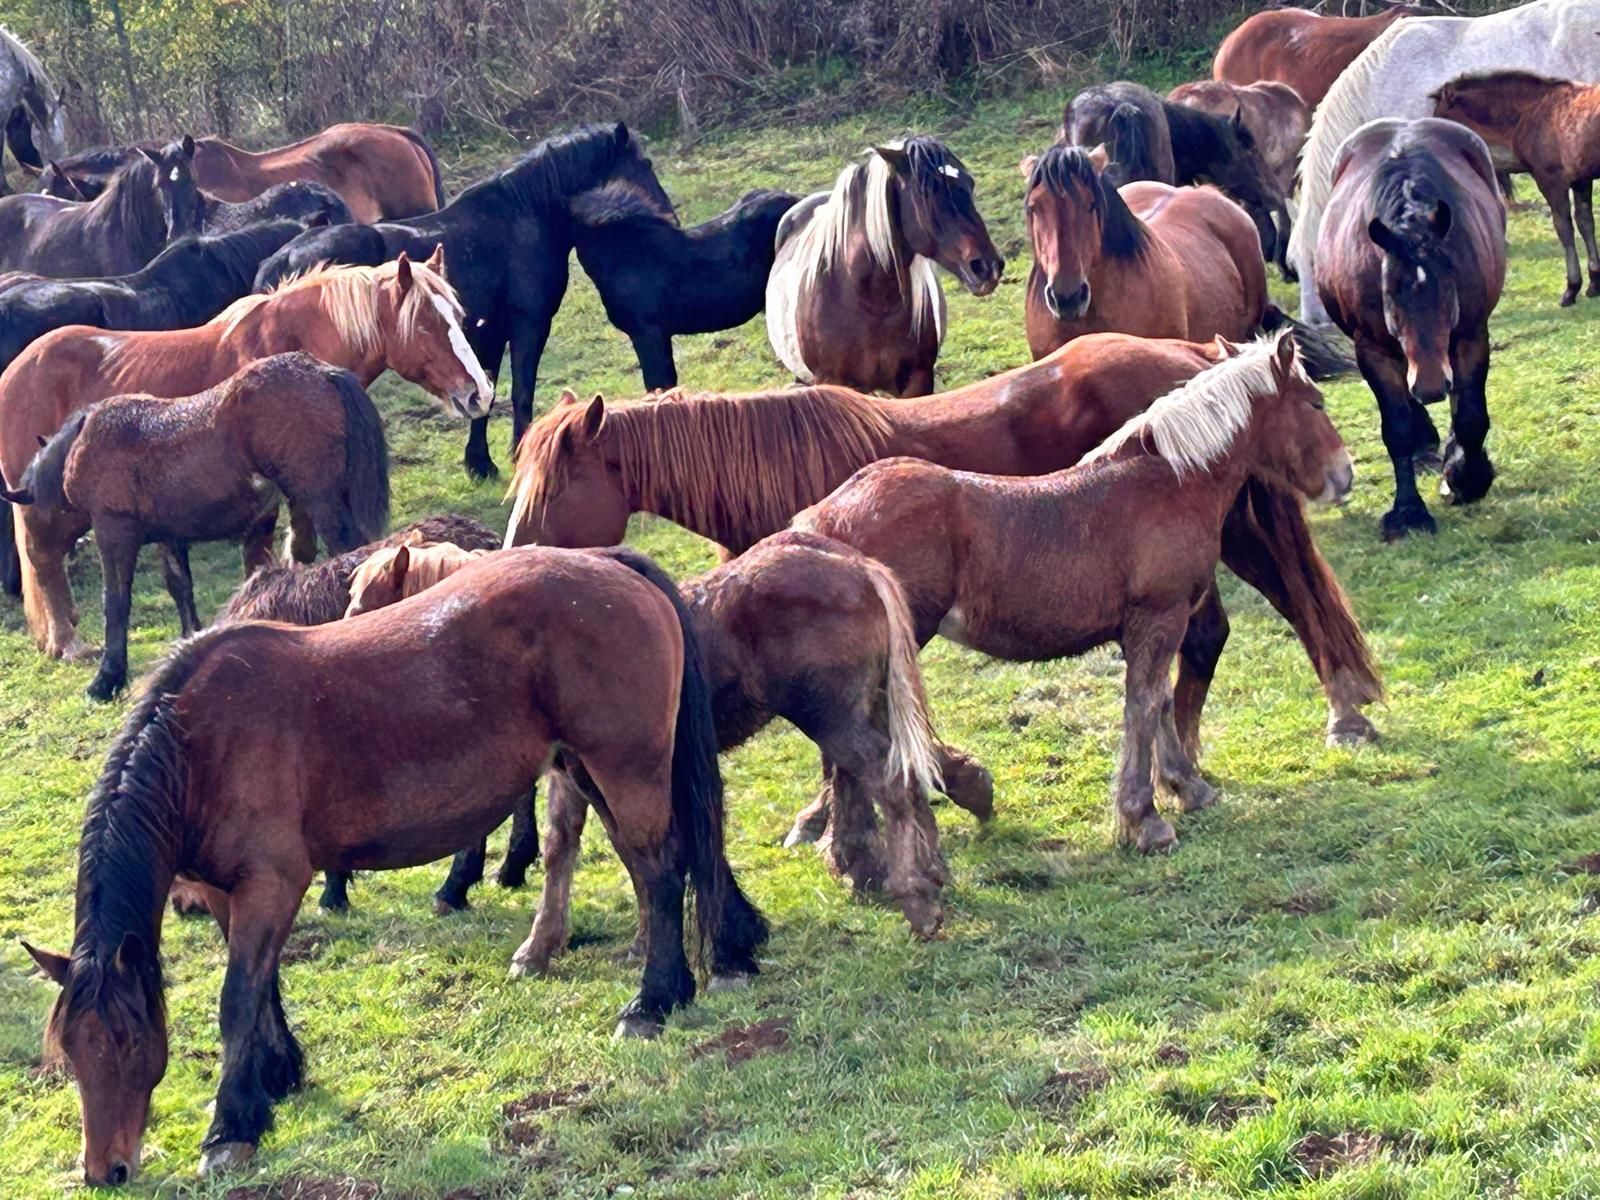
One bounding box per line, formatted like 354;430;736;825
7;80;1600;1199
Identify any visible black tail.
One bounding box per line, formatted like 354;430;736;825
399;127;447;209
600;546;768;977
330;368;390;548
1261;305;1354;380
0;502;17;597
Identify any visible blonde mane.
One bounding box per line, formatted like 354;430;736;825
1082;337;1306;477
506;387;895;549
349;543;491;607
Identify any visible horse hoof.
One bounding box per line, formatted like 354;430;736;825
432;895;468;917
463;458;500;482
1327;714;1380;748
495;870;528;889
1136;817;1178;855
708;972;754;994
58;638;101;663
897;895;945;939
1380;508;1436;542
1176;778;1218;813
1412;445;1443;475
613;1014;663;1040
507;955;549;979
85;675;123;704
1561;289;1578;307
198;1142;256;1177
781;824;819;849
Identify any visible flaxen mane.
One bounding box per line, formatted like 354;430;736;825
507;387;894;549
350;543;492;605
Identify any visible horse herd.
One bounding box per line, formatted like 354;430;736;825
3;0;1598;1185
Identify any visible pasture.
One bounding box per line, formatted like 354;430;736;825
4;80;1600;1198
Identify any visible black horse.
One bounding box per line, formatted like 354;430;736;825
254;122;674;478
1063;80;1293;281
37;141;156;199
574;185;799;389
201;180;352;233
0;138;201;275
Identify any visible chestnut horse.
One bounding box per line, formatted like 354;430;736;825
794;334;1352;854
25;545;766;1183
505;338;1381;749
2;353;390;700
39;123;444;221
0;251;490;660
1211;5;1421;109
766;137;1004;396
1432;71;1600;307
1315;118;1505;540
1168;79;1310;196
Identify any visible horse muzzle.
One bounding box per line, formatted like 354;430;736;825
1318;453;1356;505
1044;280;1090;321
958;256;1004;297
451;387;494;420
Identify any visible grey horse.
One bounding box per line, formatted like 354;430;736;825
0;27;65;195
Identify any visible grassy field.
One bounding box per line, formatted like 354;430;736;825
6;74;1600;1199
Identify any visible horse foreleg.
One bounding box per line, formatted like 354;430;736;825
630;328;678;392
19;510;90;658
159;543;201;636
508;318;553;459
1538;175;1584;306
497;787;541;888
1573;180;1600;298
434;840;487;914
509;772;588;977
1442;334;1494;506
1173;577;1229;763
86;520;141;702
317;871;351;912
1357;340;1435;540
285;504;319;563
1114;608;1188;854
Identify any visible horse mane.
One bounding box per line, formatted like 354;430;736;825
351;543;490;604
507;387;894;548
1431;69;1573;113
457;122;645;215
1082;338;1306;477
17;407;87;510
570;180;673;229
0;26;55;122
1372;148;1459;263
94;155;166;245
1029;144;1151;261
151;221;303;289
211;257;463;355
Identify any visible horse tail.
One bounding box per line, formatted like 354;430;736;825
330;368;390;546
1260;305;1354;380
0;501;17;597
602;546;768;979
398;127;447;209
1107;102;1154;181
857;555;942;797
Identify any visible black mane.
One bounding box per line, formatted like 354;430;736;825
457;122;643;214
1372;151;1460;266
150;221;308;289
1029;144;1150;260
570;181;673;229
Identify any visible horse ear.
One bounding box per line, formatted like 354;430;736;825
581;395;605;440
138;145;161;166
557;388;580;406
180;134;195;158
1087;144;1110;172
22;941;69;985
307;210;330;228
1213;336;1243;359
425;244;445;274
394;252;414;293
35;434;48;449
386;544;410;588
1367;217;1407;260
113;932;147;977
1018;154;1038;180
1272;331;1299;382
1431;200;1452;238
873;143;910;172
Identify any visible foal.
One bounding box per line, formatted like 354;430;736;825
795;334;1352;854
3;353;389;700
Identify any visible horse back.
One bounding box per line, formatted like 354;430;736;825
1129;183;1266;340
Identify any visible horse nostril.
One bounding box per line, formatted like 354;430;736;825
107;1162;130;1186
968;258;990;281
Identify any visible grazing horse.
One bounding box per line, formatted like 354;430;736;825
1432;71;1600;307
765;137;1004;396
24;545;766;1183
254;123;674;477
1315;118;1505;541
200;179;352;234
0;141;200;275
574;184;798;389
1288;0;1600;321
3;354;390;699
38;123;444;220
504;342;1382;749
794;335;1352;854
0;252;491;660
348;531;971;936
1063;80;1292;278
1211;5;1422;110
1168;79;1311;196
0;26;64;194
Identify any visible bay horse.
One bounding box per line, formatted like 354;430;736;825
253;123;675;478
574;184;798;390
1211;4;1423;110
1167;79;1310;196
2;353;390;699
504;340;1382;749
0;251;491;660
1287;1;1600;321
0;140;200;275
24;545;766;1183
1315;118;1505;541
38;123;444;221
1063;80;1292;278
765;137;1004;396
1432;71;1600;307
793;334;1352;854
0;25;64;194
346;530;971;936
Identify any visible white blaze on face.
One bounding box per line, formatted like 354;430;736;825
170;167;181;182
1416;266;1427;285
430;293;494;407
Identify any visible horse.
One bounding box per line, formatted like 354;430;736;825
573;184;798;390
200;179;352;234
1432;71;1600;307
0;252;491;660
765;137;1004;396
349;530;973;937
1315;118;1505;541
1211;4;1423;110
2;354;390;699
24;544;767;1184
36;123;444;221
0;140;200;275
0;26;64;195
503;342;1382;750
793;334;1351;855
253;123;674;478
1062;81;1293;278
1167;79;1311;196
1287;0;1600;321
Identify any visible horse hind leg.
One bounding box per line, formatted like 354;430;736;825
159;543;201;636
1113;609;1189;855
434;840;488;914
1173;579;1229;764
1152;691;1217;814
497;788;540;888
1573;179;1600;297
509;771;588;977
936;744;995;822
1538;175;1583;306
86;519;141;702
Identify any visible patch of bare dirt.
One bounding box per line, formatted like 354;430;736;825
1037;1065;1110;1108
279;928;331;964
692;1017;792;1065
503;1082;593;1121
1153;1042;1190;1066
1278;889;1334;917
1291;1130;1386;1178
225;1179;380;1200
1562;853;1600;874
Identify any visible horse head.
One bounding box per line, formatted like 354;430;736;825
504;390;630;550
1249;332;1354;504
1369;172;1458;403
1022;144;1112;320
139;136;203;241
874;137;1003;297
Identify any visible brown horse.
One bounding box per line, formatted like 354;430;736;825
24;545;765;1184
1432;71;1600;306
1212;5;1423;109
1316;117;1505;540
2;353;390;700
1;250;490;660
505;337;1381;749
40;123;444;221
765;137;1004;396
1168;79;1311;195
794;334;1352;854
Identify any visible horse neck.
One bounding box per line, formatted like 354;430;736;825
101;170;166;251
241;284;387;385
70;779;181;980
